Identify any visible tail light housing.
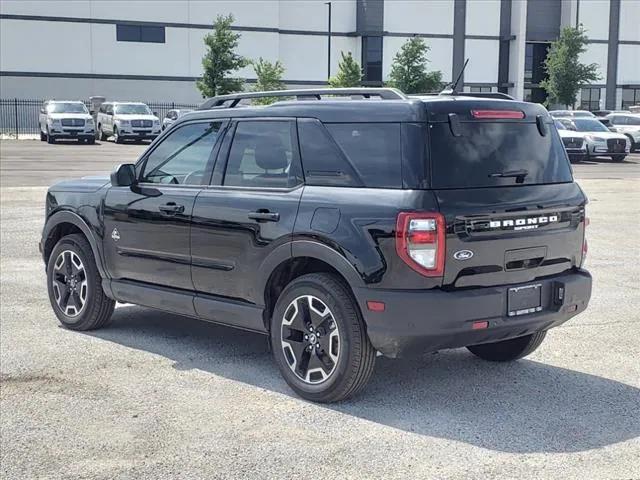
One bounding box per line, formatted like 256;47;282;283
581;216;589;268
396;212;446;277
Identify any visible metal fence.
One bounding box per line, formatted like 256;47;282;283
0;99;200;137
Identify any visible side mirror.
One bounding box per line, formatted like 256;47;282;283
153;111;158;117
111;164;136;187
598;118;611;126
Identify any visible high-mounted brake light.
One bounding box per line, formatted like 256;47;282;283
396;212;446;277
471;109;525;119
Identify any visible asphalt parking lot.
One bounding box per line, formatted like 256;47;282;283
1;140;639;479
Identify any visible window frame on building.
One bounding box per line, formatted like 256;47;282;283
116;24;166;44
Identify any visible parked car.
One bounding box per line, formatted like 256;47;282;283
96;102;161;143
606;113;640;152
592;109;630;117
39;100;95;144
557;117;630;161
554;120;588;162
548;110;595;118
162;109;193;131
40;88;592;403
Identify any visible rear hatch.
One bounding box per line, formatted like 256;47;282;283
425;98;586;289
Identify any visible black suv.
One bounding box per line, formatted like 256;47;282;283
40;88;592;402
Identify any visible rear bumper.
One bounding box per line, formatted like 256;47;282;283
354;269;592;358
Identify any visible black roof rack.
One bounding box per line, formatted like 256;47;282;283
198;88;407;110
441;91;515;100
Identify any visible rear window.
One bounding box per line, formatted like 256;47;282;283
429;121;573;189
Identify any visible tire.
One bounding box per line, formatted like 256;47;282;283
624;135;635;152
114;126;123;144
46;233;115;331
87;137;95;145
270;273;376;403
40;129;46;141
46;127;55;144
611;154;626;162
467;331;547;362
98;125;108;141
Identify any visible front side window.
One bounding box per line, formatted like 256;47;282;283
223;121;302;188
141;121;222;185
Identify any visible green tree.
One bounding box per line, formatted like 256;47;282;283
252;58;286;105
197;14;248;98
541;25;601;107
387;37;443;94
328;51;363;88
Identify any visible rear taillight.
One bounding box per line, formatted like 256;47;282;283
581;216;589;267
396;212;446;277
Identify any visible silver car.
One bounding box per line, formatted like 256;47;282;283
606;113;640;152
549;110;596;119
39;100;95;144
162;109;193;131
556;117;630;162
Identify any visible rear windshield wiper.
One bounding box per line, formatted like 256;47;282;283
488;169;529;183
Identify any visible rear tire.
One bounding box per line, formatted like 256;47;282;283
46;234;115;331
98;125;108;141
270;273;376;403
467;331;547;362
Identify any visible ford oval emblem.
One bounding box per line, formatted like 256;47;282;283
453;249;474;261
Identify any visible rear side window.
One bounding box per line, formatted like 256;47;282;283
325;123;402;188
223;121;302;188
429;121;573;188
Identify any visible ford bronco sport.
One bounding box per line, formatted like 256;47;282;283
41;88;592;403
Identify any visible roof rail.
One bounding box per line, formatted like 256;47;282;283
440;91;515;101
198;88;407;110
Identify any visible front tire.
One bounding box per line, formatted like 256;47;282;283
46;234;115;331
98;124;108;141
467;331;547;362
46;127;55;144
611;154;626;162
114;126;123;144
270;273;376;403
40;129;46;141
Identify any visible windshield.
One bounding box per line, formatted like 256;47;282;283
47;102;88;114
429;121;573;189
573;119;609;132
115;104;152;115
572;111;595;118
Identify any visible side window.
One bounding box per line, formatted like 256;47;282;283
223;121;302;188
141;121;223;185
325;123;402;188
298;119;362;187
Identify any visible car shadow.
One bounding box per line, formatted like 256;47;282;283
86;305;640;454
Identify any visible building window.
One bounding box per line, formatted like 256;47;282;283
362;36;382;84
470;86;492;93
524;42;549;85
580;88;601;111
116;24;165;43
622;88;640;109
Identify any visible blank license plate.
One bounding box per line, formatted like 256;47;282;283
508;284;542;316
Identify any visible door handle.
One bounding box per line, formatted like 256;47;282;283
248;210;280;222
159;203;185;214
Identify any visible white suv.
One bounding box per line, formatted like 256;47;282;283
39;101;95;144
607;113;640;152
96;102;161;143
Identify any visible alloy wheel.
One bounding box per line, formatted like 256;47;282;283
52;250;88;317
281;295;341;384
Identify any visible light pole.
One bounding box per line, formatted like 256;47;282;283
325;2;332;81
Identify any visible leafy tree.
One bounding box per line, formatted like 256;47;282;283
387;37;443;94
197;14;248;98
541;26;601;107
329;51;363;88
252;58;286;105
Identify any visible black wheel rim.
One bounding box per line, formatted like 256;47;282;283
280;295;341;384
52;250;88;318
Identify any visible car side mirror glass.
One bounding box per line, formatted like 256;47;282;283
111;164;136;187
153;111;158;117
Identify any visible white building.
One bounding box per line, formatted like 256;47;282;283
0;0;638;109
